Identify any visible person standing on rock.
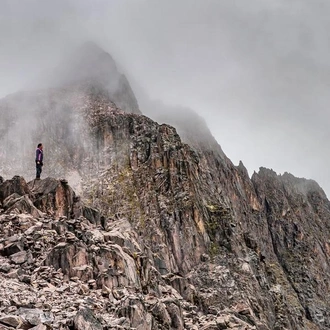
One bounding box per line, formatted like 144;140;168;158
35;143;43;180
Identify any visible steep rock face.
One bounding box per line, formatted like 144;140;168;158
81;107;330;329
0;177;212;329
1;45;330;329
252;169;330;328
141;99;225;154
2;98;330;328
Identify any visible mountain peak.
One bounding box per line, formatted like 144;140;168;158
42;41;140;114
76;41;109;57
66;41;117;80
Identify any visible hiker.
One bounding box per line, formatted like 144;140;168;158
35;143;43;179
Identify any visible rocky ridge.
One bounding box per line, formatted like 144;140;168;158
0;175;259;330
1;104;330;329
1;44;330;329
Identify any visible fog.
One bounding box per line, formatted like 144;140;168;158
1;0;330;195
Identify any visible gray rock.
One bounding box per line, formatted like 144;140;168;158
6;195;44;218
30;324;49;330
18;308;53;326
0;263;11;273
73;308;102;330
1;241;23;257
2;193;22;209
0;176;30;204
0;325;12;330
10;251;27;264
0;315;22;328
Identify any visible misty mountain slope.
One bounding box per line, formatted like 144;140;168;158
1;45;330;329
0;43;140;183
0;87;101;183
47;42;140;115
139;99;226;155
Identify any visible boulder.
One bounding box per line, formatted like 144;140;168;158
0;315;22;328
73;308;102;330
17;308;53;327
0;325;11;330
28;178;75;219
0;263;11;273
0;241;23;257
9;251;27;264
30;325;49;330
5;195;43;218
2;193;22;209
0;176;30;203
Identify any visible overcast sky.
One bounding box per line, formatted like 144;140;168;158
1;0;330;195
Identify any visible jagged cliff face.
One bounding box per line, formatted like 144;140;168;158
1;45;330;330
251;170;330;327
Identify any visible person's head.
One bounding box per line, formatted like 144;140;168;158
37;143;43;150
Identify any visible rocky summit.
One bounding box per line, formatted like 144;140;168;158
1;45;330;330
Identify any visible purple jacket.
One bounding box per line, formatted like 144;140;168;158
35;148;43;163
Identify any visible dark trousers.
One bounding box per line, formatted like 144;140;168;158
36;164;43;179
